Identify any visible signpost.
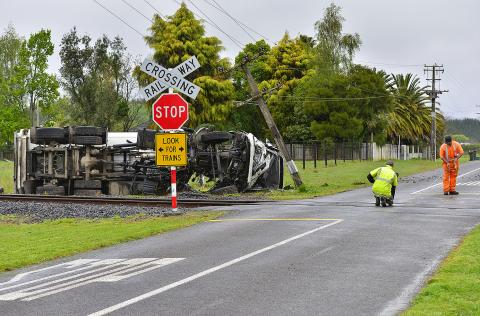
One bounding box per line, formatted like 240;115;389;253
140;56;201;212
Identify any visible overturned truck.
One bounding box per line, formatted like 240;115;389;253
14;126;283;196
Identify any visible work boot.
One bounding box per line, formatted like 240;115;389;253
375;197;380;206
444;192;449;195
449;191;459;195
386;198;393;206
380;197;387;207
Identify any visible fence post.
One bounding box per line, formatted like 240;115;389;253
302;142;306;170
342;142;345;163
334;142;337;166
324;140;327;167
313;142;317;169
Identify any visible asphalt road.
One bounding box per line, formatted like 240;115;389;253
1;161;480;316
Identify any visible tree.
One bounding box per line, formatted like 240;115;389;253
0;25;29;149
60;28;139;130
140;3;234;128
16;29;59;126
314;3;361;73
386;73;444;143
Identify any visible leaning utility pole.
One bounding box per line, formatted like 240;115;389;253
241;63;303;187
424;64;448;161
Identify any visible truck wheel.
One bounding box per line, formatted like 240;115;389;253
32;128;68;144
36;185;65;195
137;129;156;149
73;126;105;136
201;131;232;144
73;189;102;196
74;180;102;189
73;136;103;145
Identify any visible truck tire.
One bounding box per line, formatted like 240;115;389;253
32;127;68;144
36;185;65;195
201;131;232;144
73;126;105;136
137;129;156;149
73;136;103;145
74;180;102;189
73;189;102;196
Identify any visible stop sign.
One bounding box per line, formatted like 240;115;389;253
152;93;189;130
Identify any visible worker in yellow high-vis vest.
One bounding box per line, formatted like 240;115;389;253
367;160;399;207
439;135;464;195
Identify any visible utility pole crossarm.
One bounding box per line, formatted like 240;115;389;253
241;64;303;187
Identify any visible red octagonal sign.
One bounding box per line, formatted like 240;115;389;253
152;93;189;130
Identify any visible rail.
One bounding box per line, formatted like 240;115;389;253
0;194;268;208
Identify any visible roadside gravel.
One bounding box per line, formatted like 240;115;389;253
0;201;183;222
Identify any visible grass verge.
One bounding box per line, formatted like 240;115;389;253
264;158;467;200
0;160;13;194
0;211;223;273
403;224;480;315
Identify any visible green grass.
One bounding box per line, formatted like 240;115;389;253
0;160;13;193
0;212;223;273
264;158;466;200
403;224;480;315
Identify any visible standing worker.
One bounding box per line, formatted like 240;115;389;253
440;135;464;195
367;160;399;207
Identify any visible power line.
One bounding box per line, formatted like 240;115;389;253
92;0;144;38
121;0;154;23
200;0;256;42
143;0;165;19
180;0;244;49
356;60;423;68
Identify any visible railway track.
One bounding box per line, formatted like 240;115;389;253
0;194;269;208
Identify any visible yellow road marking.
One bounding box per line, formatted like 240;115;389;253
209;218;341;222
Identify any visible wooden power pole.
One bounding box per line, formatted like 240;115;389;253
424;64;448;161
242;63;303;187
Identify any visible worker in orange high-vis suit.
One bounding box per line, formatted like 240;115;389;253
439;135;464;195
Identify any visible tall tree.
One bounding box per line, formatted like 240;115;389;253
59;28;138;130
314;3;361;72
140;3;234;128
16;29;59;126
0;25;29;148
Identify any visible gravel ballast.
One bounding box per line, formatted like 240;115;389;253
0;201;185;222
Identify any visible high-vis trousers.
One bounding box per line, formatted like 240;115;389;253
443;162;458;193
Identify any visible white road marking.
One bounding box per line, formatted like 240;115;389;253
0;259;98;286
411;167;480;194
378;255;443;316
88;219;343;316
0;258;184;301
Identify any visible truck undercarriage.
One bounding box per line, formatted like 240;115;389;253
14;127;283;196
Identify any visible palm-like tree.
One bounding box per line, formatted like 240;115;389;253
385;73;444;143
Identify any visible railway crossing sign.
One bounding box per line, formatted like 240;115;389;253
152;93;189;130
140;56;201;100
155;133;188;167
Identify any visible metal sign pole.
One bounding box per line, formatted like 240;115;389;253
170;166;177;212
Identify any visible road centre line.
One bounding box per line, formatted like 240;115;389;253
410;167;480;194
209;218;341;222
88;219;343;316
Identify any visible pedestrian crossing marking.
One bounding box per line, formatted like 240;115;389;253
0;258;184;301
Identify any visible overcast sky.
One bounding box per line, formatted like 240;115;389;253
1;0;478;118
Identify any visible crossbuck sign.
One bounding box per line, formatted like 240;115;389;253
140;56;201;100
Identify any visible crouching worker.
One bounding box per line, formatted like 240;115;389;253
367;160;398;207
